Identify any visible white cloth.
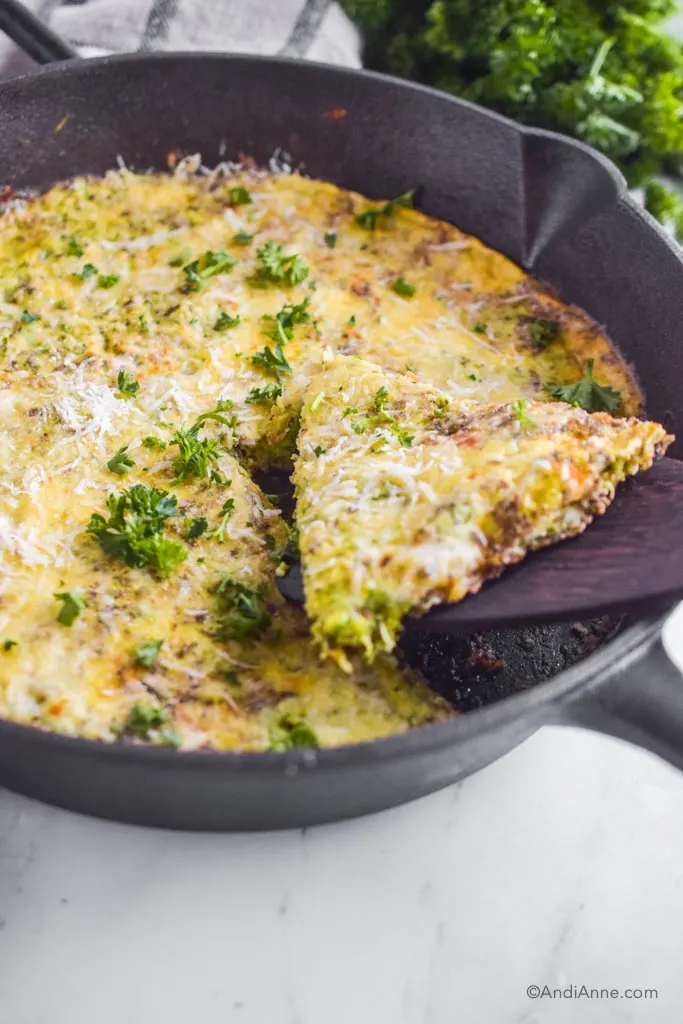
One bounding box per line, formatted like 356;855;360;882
0;0;362;78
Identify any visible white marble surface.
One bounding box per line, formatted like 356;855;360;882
1;614;683;1023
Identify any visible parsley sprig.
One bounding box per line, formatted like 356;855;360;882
252;241;309;287
351;386;414;446
171;401;238;483
251;343;292;377
54;590;86;626
546;359;621;414
262;297;311;345
182;250;236;291
268;713;320;751
214;576;270;640
246;382;283;405
87;485;187;577
355;190;414;230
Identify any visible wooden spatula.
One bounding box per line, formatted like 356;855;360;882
277;457;683;632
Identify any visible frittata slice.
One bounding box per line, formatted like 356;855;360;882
293;356;672;667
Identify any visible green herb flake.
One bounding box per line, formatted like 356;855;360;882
355;189;415;230
182;250;236;291
392;276;415;298
529;319;560;347
97;274;120;289
20;310;41;324
433;395;449;418
74;262;98;281
228;186;252;206
187;517;209;540
313;445;325;457
473;322;488;335
209;498;236;542
66;237;84;257
268;713;320;751
138;314;149;334
117;369;140;396
214;576;270;641
252;240;309;287
117;701;173;743
143;435;167;449
246;381;283;405
511;398;535;428
310;391;326;412
324;231;337;249
87;484;187;577
54;590;86;627
214;311;241;331
262;297;311;345
547;359;621;414
251;342;292;377
223;669;240;686
134;639;163;668
232;231;253;245
2;639;18;652
107;445;135;475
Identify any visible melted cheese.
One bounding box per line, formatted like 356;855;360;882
0;161;647;744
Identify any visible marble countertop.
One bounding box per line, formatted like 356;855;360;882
1;612;683;1023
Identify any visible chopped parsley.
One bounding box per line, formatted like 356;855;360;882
546;359;621;414
97;274;120;289
232;231;253;245
182;250;236;291
252;240;309;287
87;484;187;577
2;639;18;652
251;342;292;377
310;391;326;411
214;576;270;640
347;315;357;326
66;237;84;257
134;639;163;668
473;322;489;334
246;381;283;405
228;186;252;206
54;590;86;626
209;498;236;542
511;398;535;427
138;314;149;334
214;311;241;331
74;262;98;281
116;702;179;746
143;435;167;449
529;318;560;347
20;310;40;324
324;231;337;249
107;445;135;475
313;445;325;457
268;713;320;751
433;395;449;418
262;297;311;345
187;516;209;540
392;276;415;298
171;401;238;483
117;369;140;396
355;189;415;230
351;386;413;445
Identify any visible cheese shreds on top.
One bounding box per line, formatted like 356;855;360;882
293;355;671;668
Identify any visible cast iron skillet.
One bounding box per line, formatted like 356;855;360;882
0;6;682;831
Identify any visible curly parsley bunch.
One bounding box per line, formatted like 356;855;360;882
343;0;683;237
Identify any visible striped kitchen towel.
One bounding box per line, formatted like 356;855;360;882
0;0;361;78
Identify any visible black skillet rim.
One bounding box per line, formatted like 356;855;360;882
0;51;677;770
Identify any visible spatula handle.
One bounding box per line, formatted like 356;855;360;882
0;0;76;64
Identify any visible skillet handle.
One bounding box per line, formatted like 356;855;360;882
556;621;683;770
0;0;77;64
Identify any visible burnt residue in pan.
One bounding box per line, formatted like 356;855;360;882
399;616;622;713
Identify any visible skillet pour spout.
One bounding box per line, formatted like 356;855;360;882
0;2;681;830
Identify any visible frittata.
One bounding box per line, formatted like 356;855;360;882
293;355;671;667
0;158;653;745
